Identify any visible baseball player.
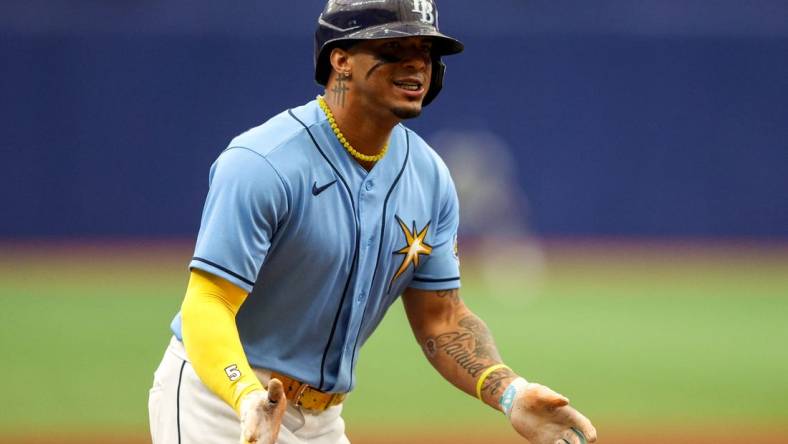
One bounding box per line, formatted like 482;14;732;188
148;1;597;444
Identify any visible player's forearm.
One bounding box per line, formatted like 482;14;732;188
417;299;518;410
181;270;264;414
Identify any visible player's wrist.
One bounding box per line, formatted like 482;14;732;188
475;364;511;401
475;364;522;411
498;377;528;417
236;385;266;415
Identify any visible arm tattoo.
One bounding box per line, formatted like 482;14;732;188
480;367;516;400
458;316;497;361
424;313;515;399
435;289;460;306
331;72;350;107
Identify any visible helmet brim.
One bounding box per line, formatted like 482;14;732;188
341;22;464;56
315;22;463;86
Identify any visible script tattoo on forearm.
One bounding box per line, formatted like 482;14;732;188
331;72;350;107
424;314;515;399
480;367;516;400
458;316;498;361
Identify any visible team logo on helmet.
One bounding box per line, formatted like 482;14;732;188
411;0;435;25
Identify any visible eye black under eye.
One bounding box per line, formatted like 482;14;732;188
377;52;403;63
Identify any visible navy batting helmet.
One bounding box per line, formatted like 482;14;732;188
314;0;464;106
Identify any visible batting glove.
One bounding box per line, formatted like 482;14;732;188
501;378;597;444
239;379;287;444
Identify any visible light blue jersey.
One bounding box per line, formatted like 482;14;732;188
171;99;460;393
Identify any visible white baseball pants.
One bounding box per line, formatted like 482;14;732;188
149;337;351;444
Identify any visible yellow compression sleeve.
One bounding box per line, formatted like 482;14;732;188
181;269;263;414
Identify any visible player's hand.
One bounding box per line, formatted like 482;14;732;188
239;379;287;444
503;379;597;444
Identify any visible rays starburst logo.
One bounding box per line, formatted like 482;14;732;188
390;216;433;288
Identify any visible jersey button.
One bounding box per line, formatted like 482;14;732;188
356;291;365;303
364;181;374;191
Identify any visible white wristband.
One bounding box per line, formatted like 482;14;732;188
499;377;528;417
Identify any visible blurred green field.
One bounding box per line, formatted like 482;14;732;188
1;241;787;437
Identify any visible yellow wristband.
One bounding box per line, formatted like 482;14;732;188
475;364;511;401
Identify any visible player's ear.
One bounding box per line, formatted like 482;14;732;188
329;46;353;80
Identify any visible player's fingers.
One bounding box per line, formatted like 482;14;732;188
241;409;263;443
576;421;597;443
266;378;285;404
571;427;591;444
553;428;586;444
525;383;569;411
252;380;286;444
240;391;268;444
241;414;261;443
264;380;287;425
563;408;596;442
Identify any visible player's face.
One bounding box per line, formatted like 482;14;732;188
349;36;433;120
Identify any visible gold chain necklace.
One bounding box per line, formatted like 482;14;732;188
317;96;389;163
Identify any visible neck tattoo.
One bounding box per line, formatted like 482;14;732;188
331;72;350;107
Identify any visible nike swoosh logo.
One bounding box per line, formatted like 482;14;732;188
312;180;337;196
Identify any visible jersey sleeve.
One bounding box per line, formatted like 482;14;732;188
189;147;289;293
409;171;461;291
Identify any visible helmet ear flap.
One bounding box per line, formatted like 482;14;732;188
423;59;446;107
